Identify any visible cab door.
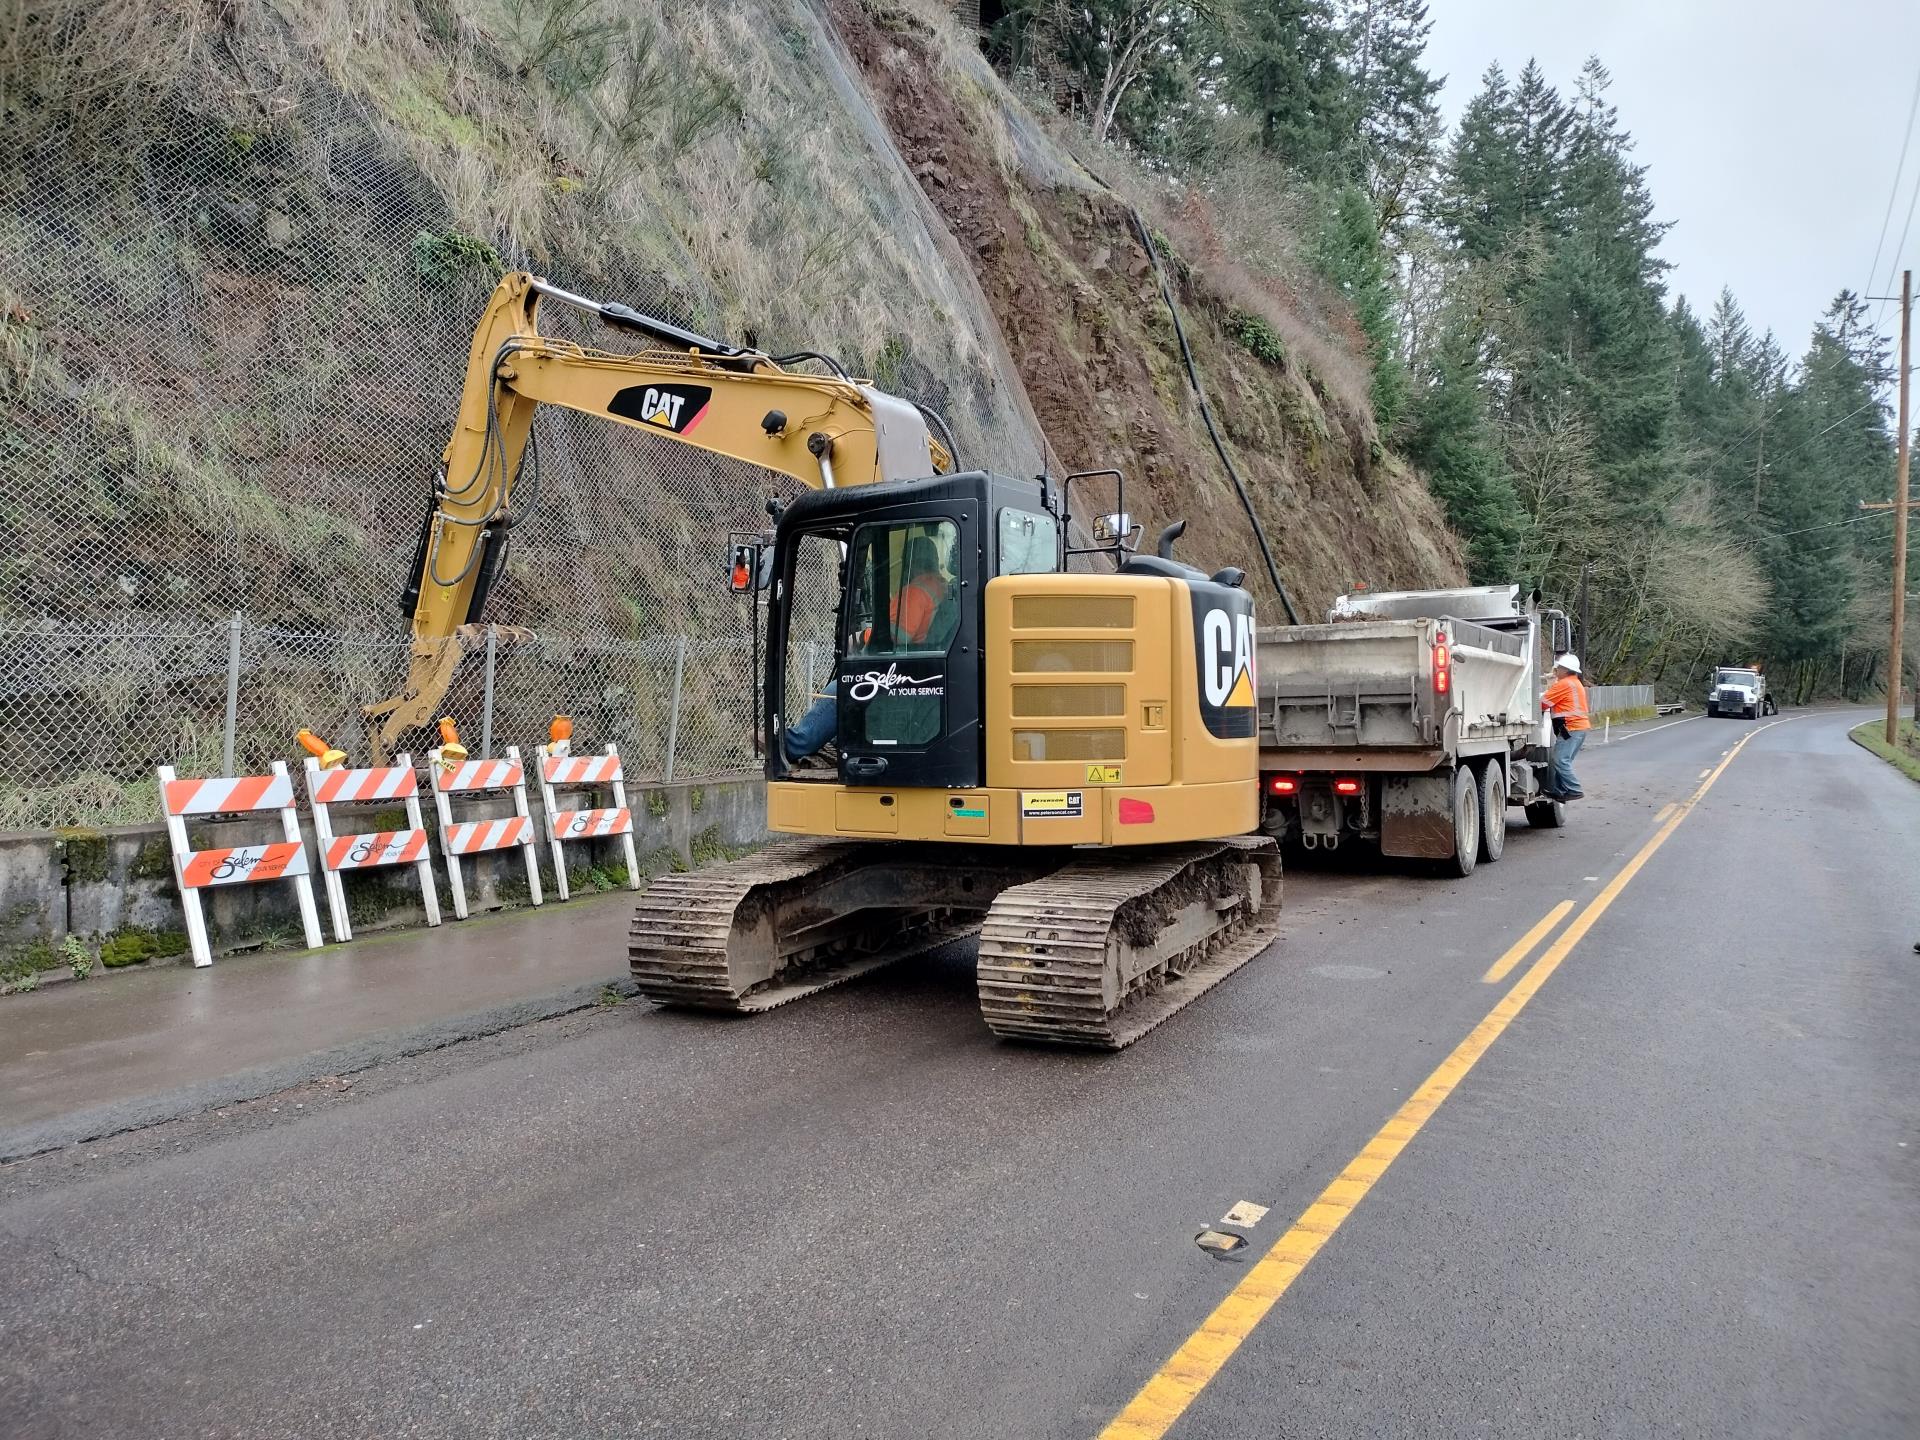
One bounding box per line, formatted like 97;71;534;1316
836;499;981;789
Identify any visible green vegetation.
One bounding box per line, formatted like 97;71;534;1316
99;925;189;968
61;934;93;979
986;2;1896;701
1226;311;1286;368
410;229;503;285
2;937;62;988
565;860;632;893
1850;719;1920;785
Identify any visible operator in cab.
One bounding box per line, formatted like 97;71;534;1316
783;536;949;768
1540;653;1590;800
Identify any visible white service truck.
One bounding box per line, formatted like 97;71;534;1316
1706;666;1773;719
1256;584;1572;877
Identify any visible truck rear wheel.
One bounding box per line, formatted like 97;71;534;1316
1443;764;1480;878
1525;799;1566;829
1478;762;1506;863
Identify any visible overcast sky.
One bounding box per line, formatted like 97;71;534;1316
1423;0;1920;363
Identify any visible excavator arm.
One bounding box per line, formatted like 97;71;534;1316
368;271;951;746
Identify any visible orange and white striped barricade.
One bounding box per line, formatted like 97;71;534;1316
429;745;542;920
303;755;442;942
155;761;323;968
536;744;641;901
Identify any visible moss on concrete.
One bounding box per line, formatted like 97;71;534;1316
99;925;189;968
60;834;112;884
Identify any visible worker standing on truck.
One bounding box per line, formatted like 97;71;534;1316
1541;654;1590;800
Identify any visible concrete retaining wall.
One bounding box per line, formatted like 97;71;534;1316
1;775;767;980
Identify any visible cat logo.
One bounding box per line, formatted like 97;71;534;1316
1192;589;1258;739
1201;606;1256;709
607;381;712;436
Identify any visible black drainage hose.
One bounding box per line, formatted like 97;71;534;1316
1126;206;1300;625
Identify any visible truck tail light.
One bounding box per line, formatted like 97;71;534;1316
1268;775;1299;796
1333;777;1361;796
1433;641;1451;696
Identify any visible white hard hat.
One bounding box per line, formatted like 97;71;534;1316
1555;653;1582;674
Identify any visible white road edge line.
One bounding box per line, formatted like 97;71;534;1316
1607;714;1702;742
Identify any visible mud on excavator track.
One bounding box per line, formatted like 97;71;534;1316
628;835;1281;1048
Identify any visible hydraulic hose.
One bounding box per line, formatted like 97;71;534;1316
1126;206;1300;625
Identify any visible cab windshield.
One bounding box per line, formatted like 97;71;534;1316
1717;671;1757;687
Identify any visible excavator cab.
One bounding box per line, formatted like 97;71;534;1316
766;470;1057;792
760;469;1264;850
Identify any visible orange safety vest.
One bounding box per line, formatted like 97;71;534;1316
1543;675;1591;732
891;574;946;644
860;574;947;648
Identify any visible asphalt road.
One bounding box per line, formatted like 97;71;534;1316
2;709;1914;1439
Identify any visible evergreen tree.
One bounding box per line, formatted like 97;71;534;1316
1314;183;1408;426
1219;0;1356;176
1340;0;1442;240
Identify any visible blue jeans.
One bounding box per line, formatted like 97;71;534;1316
1551;729;1586;797
784;683;837;762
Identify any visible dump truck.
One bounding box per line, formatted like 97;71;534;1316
1255;585;1573;877
1706;666;1773;719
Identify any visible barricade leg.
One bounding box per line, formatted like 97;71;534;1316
431;761;472;921
275;761;325;949
509;746;544;906
403;774;443;928
305;758;354;943
610;752;640;891
540;763;571;903
157;765;216;968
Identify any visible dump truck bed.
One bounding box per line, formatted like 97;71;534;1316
1255;614;1544;771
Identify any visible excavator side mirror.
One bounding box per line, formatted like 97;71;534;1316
728;538;772;593
1093;512;1135;547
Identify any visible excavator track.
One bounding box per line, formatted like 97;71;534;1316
976;835;1282;1049
628;839;1014;1012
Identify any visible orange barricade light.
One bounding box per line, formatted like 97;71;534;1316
548;714;573;759
296;728;348;770
436;717;469;769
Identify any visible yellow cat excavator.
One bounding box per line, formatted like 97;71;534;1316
373;271;1279;1047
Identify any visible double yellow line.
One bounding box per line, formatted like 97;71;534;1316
1098;719;1792;1439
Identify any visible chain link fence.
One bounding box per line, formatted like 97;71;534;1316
0;0;1047;830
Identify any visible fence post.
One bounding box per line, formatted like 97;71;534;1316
222;611;244;774
480;624;499;758
663;635;688;783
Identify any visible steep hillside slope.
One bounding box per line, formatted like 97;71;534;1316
0;0;1461;825
828;0;1464;614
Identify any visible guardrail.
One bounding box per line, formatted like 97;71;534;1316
1586;684;1656;723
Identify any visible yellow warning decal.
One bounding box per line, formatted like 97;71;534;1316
1223;668;1255;708
1085;765;1122;783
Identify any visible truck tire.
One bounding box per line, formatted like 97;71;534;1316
1443;765;1480;878
1525;799;1566;829
1707;703;1718;717
1478;762;1506;863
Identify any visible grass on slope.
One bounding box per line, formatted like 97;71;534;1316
1849;718;1920;784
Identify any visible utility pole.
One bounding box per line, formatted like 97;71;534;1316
1890;269;1912;747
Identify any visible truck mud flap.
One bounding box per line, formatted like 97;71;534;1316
1380;772;1454;859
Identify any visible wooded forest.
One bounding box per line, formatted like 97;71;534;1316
986;0;1902;701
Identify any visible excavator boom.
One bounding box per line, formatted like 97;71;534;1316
368;271;949;745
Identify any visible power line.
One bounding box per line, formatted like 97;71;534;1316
1866;68;1920;314
1762;508;1895;541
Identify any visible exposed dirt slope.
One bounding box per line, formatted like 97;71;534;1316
829;0;1464;615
